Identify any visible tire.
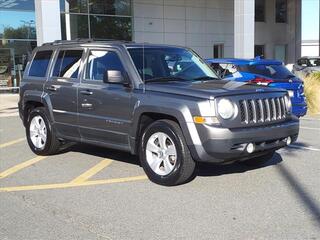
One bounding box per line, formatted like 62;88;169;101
139;120;195;186
239;151;275;167
26;107;61;155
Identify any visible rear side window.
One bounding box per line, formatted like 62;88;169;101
52;50;83;78
29;50;53;77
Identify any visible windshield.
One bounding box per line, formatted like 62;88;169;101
238;64;295;79
128;47;218;82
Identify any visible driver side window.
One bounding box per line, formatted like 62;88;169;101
85;50;124;81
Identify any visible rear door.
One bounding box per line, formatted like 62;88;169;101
44;48;85;139
78;48;132;148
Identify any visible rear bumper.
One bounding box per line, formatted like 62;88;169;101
189;119;299;163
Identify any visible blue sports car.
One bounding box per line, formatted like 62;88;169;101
206;58;307;117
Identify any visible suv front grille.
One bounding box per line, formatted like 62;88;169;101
239;96;288;124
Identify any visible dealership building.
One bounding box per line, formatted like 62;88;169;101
0;0;302;88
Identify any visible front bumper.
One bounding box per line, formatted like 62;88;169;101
188;119;299;163
292;103;307;117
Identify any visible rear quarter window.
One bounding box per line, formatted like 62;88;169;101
28;50;53;77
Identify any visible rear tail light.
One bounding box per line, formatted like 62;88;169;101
249;77;274;86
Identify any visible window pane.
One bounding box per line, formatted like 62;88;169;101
29;51;53;77
60;13;89;40
0;0;35;11
53;50;83;78
85;50;124;81
89;0;131;16
90;15;132;40
254;45;265;58
255;0;265;22
60;0;88;13
276;0;287;23
0;11;36;39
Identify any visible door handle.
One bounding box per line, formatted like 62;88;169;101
80;90;93;95
46;85;57;91
81;103;93;108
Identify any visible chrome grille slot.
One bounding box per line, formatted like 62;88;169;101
239;95;288;125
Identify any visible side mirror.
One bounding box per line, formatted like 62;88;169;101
103;70;124;84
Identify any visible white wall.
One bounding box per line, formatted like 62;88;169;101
133;0;234;58
35;0;61;46
255;0;301;63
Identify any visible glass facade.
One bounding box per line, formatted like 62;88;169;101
60;0;132;41
0;0;37;89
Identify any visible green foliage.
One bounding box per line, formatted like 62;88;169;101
3;26;36;39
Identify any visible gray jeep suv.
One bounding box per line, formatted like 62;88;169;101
19;40;299;186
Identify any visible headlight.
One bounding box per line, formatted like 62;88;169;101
217;99;235;119
284;95;292;112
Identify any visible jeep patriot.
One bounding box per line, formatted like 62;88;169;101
19;40;299;186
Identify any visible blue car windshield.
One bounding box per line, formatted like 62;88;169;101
128;47;218;82
238;64;295;79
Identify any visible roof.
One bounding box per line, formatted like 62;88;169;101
206;58;283;65
42;39;184;49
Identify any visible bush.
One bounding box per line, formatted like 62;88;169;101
303;72;320;114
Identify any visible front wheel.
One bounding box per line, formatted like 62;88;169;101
139;120;195;186
239;151;275;167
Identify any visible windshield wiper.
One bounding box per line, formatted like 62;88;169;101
144;76;187;83
193;76;220;81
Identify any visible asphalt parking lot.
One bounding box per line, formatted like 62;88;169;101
0;95;320;239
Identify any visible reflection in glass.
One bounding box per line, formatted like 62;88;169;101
0;40;36;87
0;11;36;39
53;50;83;78
60;0;88;13
90;15;131;40
0;0;35;11
61;14;89;40
89;0;131;16
85;50;125;81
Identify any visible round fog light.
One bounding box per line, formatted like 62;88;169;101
286;136;292;145
246;143;255;153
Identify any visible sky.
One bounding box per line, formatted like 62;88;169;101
302;0;320;40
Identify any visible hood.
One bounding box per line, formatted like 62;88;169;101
145;80;286;99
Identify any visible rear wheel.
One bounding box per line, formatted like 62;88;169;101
140;120;195;186
26;107;61;155
240;151;275;167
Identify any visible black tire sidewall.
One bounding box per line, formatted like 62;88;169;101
26;108;54;155
140;121;187;186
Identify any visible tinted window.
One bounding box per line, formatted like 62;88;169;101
53;50;83;78
255;0;265;22
29;51;53;77
128;48;217;81
238;64;295;79
254;45;265;58
276;0;287;23
85;50;124;81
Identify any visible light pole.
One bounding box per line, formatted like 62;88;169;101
20;20;35;39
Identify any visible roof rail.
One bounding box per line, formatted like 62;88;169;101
42;38;134;46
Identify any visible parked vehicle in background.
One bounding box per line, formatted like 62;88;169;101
292;56;320;77
206;58;307;117
19;40;299;186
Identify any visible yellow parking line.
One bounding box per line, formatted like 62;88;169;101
0;175;148;193
0;138;25;148
70;159;113;184
0;156;47;179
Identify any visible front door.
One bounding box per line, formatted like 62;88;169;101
78;48;132;147
44;49;84;139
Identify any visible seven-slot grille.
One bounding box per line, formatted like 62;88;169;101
239;96;288;124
